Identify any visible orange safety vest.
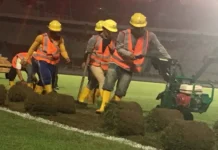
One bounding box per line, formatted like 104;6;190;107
12;52;31;68
34;33;61;65
111;29;149;73
90;35;114;71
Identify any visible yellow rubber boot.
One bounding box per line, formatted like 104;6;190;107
44;84;53;94
27;83;33;89
96;90;111;113
78;87;91;103
114;95;121;101
34;85;44;94
9;81;15;88
100;89;104;98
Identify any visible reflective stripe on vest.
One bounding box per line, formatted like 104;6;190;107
111;29;149;73
34;33;61;65
12;52;30;68
90;35;113;71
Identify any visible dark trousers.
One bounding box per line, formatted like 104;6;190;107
52;65;58;88
32;58;56;86
87;66;98;90
7;64;33;83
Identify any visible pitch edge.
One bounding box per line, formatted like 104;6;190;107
0;107;158;150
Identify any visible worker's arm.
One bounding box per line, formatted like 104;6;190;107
83;35;97;62
15;58;24;81
149;32;171;59
59;38;70;63
108;41;116;55
116;31;133;58
26;35;43;61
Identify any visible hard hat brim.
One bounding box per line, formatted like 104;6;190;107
103;27;118;32
95;28;103;31
129;21;147;28
48;26;62;32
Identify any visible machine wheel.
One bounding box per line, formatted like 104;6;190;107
177;107;194;121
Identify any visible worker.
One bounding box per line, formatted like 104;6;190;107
96;13;171;113
79;20;104;105
7;52;36;88
24;20;70;94
78;19;118;105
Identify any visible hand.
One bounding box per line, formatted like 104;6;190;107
22;58;28;65
129;54;136;60
65;58;71;63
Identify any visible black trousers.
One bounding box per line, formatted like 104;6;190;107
52;65;58;88
7;64;33;82
87;66;99;90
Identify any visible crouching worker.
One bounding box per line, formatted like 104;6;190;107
24;20;71;94
96;13;171;113
78;19;117;105
7;52;36;88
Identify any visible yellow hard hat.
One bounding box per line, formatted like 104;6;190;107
102;19;118;32
130;13;147;28
95;20;104;31
48;20;62;32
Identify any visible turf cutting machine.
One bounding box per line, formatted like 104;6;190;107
151;55;217;120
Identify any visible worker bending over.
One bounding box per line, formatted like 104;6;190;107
24;20;70;94
96;13;171;113
78;19;117;105
80;20;104;104
7;52;36;88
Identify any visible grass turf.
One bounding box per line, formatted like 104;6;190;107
52;74;218;127
0;110;143;150
0;73;218;150
1;73;218;126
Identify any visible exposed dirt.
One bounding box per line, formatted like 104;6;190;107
103;101;144;136
56;94;76;114
161;119;216;150
145;108;184;132
4;89;217;150
5;100;161;148
0;84;7;105
8;84;32;102
24;92;58;116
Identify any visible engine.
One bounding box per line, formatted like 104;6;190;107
176;93;191;107
176;84;203;109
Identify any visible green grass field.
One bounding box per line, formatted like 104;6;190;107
0;73;218;150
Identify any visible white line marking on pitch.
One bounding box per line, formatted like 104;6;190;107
0;107;158;150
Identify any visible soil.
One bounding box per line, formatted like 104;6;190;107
3;92;218;150
5;100;161;148
56;93;76;114
145;108;184;132
0;84;7;105
8;84;32;102
103;101;144;136
161;119;216;150
24;92;58;116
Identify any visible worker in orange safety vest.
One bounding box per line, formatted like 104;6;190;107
7;52;37;88
96;13;171;113
80;20;104;105
24;20;71;94
78;19;118;106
